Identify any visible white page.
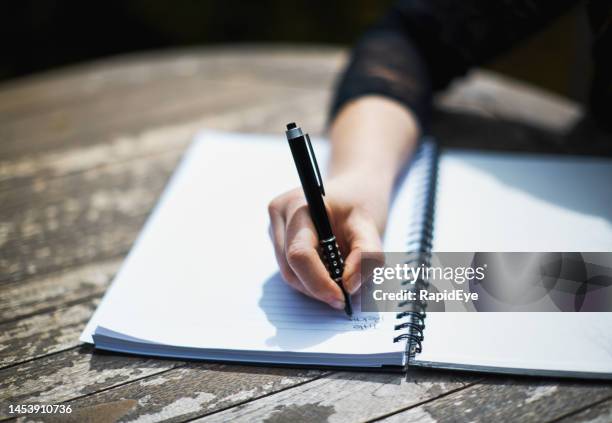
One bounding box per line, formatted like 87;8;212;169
416;150;612;376
81;131;434;360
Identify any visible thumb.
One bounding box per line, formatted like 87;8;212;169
342;216;385;294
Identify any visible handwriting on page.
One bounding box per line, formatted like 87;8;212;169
351;315;381;331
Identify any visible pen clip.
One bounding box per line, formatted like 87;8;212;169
305;134;325;196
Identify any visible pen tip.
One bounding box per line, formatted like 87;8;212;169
345;302;353;317
286;122;297;130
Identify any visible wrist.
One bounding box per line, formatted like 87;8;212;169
327;170;393;219
327;96;420;190
328;164;395;196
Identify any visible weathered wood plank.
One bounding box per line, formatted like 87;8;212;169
0;221;137;285
0;88;327;188
195;369;477;423
0;348;182;419
0;83;299;161
0;149;177;283
0;47;344;122
379;378;612;423
0;50;341;162
0;92;328;285
0;260;118;323
556;396;612;422
0;91;328;193
58;365;327;423
0;299;98;369
1;47;608;423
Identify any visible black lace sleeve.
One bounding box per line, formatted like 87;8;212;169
330;0;579;130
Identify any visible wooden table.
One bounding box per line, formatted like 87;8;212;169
1;46;611;423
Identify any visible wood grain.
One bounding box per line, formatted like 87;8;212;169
379;378;612;423
556;396;612;422
0;299;99;369
0;260;118;323
0;85;328;190
0;47;343;121
195;369;477;422
1;83;294;163
0;348;182;419
60;365;327;423
0;150;177;284
1;47;610;422
0;47;343;161
0;91;329;285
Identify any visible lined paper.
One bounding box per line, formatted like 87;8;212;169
80;131;430;365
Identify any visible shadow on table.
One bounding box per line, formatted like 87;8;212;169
431;109;612;156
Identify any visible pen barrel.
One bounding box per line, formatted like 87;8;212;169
320;237;345;281
286;123;352;316
287;133;333;239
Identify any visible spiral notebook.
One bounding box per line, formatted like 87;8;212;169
81;131;612;378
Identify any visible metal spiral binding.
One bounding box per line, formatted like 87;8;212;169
392;140;439;361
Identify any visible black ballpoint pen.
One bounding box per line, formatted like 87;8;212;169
285;122;353;316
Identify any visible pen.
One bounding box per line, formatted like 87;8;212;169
285;122;353;316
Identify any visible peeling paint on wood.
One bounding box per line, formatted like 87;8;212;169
0;299;98;368
0;260;119;323
65;364;326;423
1;48;610;423
0;94;328;284
0;348;182;419
22;399;139;423
196;369;475;423
379;378;612;423
556;397;612;422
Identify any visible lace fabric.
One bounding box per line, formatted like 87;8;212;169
331;0;611;131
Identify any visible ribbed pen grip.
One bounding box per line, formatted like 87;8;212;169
320;236;352;315
320;236;344;280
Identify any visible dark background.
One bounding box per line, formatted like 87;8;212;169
1;0;390;80
1;0;590;101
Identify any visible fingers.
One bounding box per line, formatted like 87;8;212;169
267;202;311;298
284;206;346;309
268;191;384;309
342;214;384;294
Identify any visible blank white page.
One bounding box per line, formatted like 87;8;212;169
416;150;612;377
80;131;420;362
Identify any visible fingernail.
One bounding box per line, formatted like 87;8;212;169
330;299;346;310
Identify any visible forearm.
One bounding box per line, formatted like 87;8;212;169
328;95;420;190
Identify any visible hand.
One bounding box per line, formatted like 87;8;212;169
268;171;390;310
268;95;420;310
